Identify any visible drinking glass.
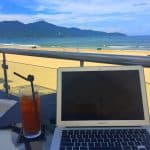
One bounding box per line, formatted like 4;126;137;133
19;87;41;138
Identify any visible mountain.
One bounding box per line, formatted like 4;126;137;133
0;21;126;37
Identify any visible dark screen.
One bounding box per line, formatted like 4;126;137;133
61;70;144;121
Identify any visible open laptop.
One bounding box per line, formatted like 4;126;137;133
50;66;150;150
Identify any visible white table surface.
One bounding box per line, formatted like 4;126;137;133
0;129;53;150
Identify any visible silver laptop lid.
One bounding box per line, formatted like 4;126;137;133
57;66;149;127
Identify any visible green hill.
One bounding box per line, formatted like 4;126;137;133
0;20;127;38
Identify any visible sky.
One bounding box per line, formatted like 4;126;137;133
0;0;150;35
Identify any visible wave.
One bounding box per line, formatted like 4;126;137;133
104;45;148;50
0;43;40;48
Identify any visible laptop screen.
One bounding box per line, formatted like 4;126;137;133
61;69;145;121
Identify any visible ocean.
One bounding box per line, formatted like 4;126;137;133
0;36;150;50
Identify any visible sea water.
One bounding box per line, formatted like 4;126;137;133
0;36;150;50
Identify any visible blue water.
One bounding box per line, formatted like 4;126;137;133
0;36;150;50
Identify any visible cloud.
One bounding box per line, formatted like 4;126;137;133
0;12;136;26
134;2;149;6
0;14;36;23
0;0;150;34
1;0;150;21
2;0;150;15
33;0;150;15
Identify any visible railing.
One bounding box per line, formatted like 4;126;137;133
1;47;150;98
3;61;56;96
1;48;150;66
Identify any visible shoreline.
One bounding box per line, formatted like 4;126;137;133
0;45;150;110
1;45;150;67
1;45;150;77
1;45;150;54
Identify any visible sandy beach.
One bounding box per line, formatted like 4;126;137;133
0;46;150;111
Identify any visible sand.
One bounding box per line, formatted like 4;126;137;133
0;45;150;111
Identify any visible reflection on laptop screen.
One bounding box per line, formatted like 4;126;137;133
61;70;144;121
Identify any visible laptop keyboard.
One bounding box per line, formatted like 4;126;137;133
60;128;150;150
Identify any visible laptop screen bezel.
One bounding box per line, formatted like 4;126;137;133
57;66;150;127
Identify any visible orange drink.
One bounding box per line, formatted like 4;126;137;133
20;89;41;138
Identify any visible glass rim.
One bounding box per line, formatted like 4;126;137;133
19;86;39;97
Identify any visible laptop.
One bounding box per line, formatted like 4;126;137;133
50;66;150;150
